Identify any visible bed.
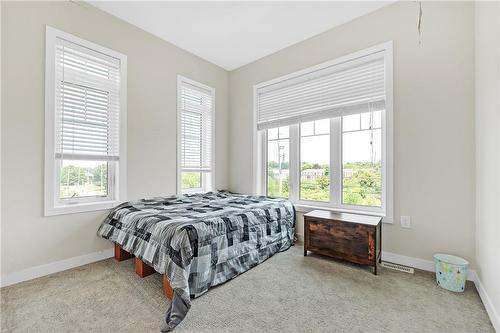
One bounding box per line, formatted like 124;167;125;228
97;191;295;331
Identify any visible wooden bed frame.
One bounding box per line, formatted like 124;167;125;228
114;244;174;300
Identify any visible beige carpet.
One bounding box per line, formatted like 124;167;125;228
1;245;494;332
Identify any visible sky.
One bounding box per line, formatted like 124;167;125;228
268;114;382;167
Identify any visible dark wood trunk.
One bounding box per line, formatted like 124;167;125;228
304;210;381;275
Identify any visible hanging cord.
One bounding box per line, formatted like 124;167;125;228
370;106;375;164
417;1;423;46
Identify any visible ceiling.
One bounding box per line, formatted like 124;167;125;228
89;1;393;71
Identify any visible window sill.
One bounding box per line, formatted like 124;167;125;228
294;203;393;224
181;188;204;195
44;200;119;217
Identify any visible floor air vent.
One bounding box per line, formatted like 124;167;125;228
381;261;414;274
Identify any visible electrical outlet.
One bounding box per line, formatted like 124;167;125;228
400;216;411;229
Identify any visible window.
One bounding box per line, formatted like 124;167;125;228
300;119;330;202
44;27;127;216
255;42;393;220
342;112;382;207
266;126;290;198
177;76;215;194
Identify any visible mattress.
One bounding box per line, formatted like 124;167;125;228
97;191;295;331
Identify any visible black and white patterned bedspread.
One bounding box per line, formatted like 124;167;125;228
97;191;295;331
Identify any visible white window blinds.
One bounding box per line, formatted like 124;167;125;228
256;52;386;130
55;37;121;161
179;81;213;172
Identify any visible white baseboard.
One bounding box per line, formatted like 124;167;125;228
298;235;476;281
475;275;500;332
382;250;476;282
299;236;476;281
0;248;114;288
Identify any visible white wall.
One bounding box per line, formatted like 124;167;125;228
0;2;487;302
228;1;476;266
475;2;500;331
0;1;228;277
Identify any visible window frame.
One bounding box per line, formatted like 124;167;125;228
176;75;216;195
254;42;393;222
265;126;291;199
298;119;331;203
44;26;127;216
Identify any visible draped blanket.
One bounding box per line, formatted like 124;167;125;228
97;191;295;331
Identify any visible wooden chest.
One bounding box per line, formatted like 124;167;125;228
304;210;382;274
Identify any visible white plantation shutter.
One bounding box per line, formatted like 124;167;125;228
256;52;386;130
55;37;121;161
180;81;213;172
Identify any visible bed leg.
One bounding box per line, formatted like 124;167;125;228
114;244;133;262
135;258;155;278
163;275;174;300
